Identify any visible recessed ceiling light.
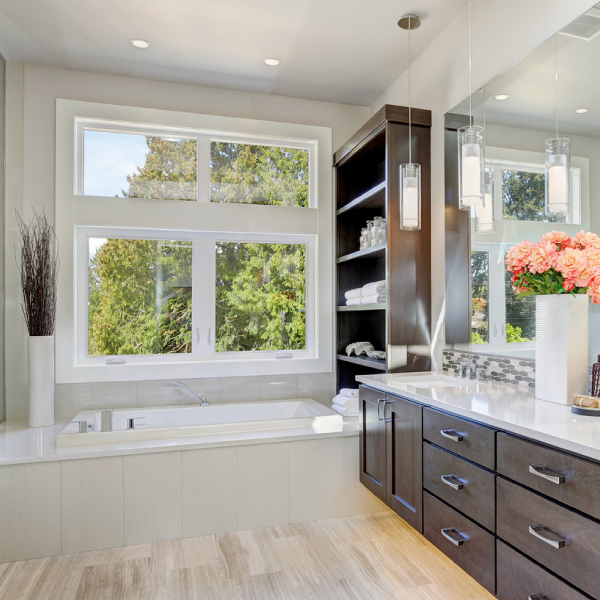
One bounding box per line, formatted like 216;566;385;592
575;107;589;114
263;58;281;67
130;39;150;49
494;94;510;101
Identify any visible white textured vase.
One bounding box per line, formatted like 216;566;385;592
28;335;55;427
535;295;589;405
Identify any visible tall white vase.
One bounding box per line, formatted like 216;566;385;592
28;335;55;427
535;295;589;405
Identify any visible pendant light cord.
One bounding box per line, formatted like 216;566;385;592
468;0;472;121
555;35;559;139
408;17;412;164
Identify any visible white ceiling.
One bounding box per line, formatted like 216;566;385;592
452;12;600;138
0;0;468;106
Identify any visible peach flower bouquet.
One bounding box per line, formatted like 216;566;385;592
506;230;600;304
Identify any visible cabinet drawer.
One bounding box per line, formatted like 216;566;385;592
496;540;588;600
423;443;495;531
497;432;600;521
423;408;495;469
497;477;600;598
423;491;495;593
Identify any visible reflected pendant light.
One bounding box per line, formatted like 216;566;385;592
458;0;484;210
545;36;570;216
398;13;421;230
476;89;495;233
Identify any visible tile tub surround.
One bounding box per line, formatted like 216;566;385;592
0;434;383;564
443;350;535;389
50;373;336;423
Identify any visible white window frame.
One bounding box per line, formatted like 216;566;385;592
56;99;333;383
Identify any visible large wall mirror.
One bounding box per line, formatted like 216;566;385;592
444;3;600;363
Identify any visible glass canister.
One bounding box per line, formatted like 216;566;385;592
365;220;375;247
377;218;387;245
372;217;384;246
360;228;369;250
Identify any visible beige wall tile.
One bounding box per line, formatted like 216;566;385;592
0;462;61;562
61;456;124;554
237;443;289;530
289;438;338;523
177;378;221;404
221;376;260;403
182;447;237;537
54;383;93;421
137;380;179;408
124;451;182;545
259;375;298;401
92;381;137;410
297;372;336;406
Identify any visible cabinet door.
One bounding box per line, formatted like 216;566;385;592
386;395;423;532
359;385;387;501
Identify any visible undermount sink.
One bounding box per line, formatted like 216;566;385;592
389;374;476;389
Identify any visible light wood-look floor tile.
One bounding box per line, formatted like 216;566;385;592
0;510;495;600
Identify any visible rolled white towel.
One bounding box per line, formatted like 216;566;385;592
332;394;359;408
362;280;386;296
345;297;362;306
344;287;363;300
332;404;359;417
361;293;385;305
340;388;359;398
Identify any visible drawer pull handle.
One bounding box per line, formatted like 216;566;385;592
528;525;567;549
376;399;386;421
441;527;467;546
441;474;465;490
528;595;548;600
440;429;464;442
528;465;566;485
383;400;393;423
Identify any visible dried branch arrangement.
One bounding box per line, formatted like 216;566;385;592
16;210;59;336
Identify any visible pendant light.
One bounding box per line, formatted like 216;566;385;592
545;35;570;216
458;0;484;210
398;14;421;230
476;88;495;233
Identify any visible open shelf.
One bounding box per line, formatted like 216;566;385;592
337;244;386;264
337;354;387;371
336;182;386;216
337;304;386;312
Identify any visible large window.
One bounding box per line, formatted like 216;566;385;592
57;101;332;382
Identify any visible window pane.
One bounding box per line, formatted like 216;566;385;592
83;131;197;201
502;169;565;223
88;238;192;355
471;251;489;344
210;142;309;207
504;257;536;343
215;242;306;351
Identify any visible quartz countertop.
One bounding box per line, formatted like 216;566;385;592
0;417;359;466
357;372;600;461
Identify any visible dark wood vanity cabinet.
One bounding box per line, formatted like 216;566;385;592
359;384;600;600
359;385;423;531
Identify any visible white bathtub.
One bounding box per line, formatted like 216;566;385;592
56;399;343;446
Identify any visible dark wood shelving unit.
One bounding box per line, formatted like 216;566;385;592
334;104;432;390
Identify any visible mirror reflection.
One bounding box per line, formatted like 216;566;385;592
445;5;600;361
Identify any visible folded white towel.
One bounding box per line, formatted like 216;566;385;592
361;293;385;305
340;388;359;398
362;280;386;296
332;404;359;417
344;287;363;300
332;394;359;408
345;297;362;306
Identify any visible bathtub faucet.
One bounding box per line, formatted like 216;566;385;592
172;381;210;406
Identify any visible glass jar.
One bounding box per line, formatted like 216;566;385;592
360;228;369;250
371;217;383;246
377;218;387;245
365;220;374;247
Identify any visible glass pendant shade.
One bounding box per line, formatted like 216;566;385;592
545;137;570;215
399;163;421;230
458;125;484;210
476;168;495;233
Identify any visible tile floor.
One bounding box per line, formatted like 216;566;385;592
0;510;495;599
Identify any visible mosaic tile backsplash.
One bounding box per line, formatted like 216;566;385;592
442;350;535;390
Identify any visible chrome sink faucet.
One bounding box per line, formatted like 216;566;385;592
173;381;210;406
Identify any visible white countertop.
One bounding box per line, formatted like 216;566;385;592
0;418;359;466
357;372;600;461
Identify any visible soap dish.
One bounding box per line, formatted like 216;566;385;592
572;405;600;417
572;394;600;416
